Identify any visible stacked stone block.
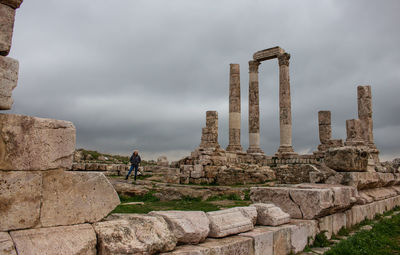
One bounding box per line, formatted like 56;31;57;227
199;111;219;149
317;111;343;152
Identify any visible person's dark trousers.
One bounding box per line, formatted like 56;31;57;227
125;165;139;180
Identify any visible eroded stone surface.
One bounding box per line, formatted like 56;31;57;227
251;203;290;226
94;215;176;254
0;114;75;171
40;170;120;227
325;146;369;172
0;56;18;109
0;5;15;56
0;232;16;255
199;236;254;255
236;206;258;225
0;171;41;231
206;208;254;238
149;211;209;244
239;227;273;255
161;245;211;255
10;224;96;255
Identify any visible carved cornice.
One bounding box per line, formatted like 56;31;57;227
248;60;261;73
278;53;290;66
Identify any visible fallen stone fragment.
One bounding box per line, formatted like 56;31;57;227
239;227;274;255
40;170;120;227
236;206;258;225
0;171;41;231
325;146;369;172
149;211;210;244
94;214;176;254
10;224;97;255
0;114;75;171
0;232;16;255
0;5;15;56
251;203;290;226
206;208;254;238
0;56;18;109
0;0;23;9
199;236;254;255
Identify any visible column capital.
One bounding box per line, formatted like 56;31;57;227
278;53;290;66
248;60;260;73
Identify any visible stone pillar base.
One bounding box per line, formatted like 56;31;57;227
276;145;297;157
226;145;243;152
247;147;264;154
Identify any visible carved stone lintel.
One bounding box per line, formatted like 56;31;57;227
278;53;290;66
248;60;260;73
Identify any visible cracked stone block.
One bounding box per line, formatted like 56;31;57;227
0;5;15;56
251;203;290;226
40;170;120;227
0;56;18;109
198;236;254;255
239;227;274;255
206;208;254;238
10;224;97;255
0;114;75;171
0;171;41;231
0;232;16;255
94;214;176;254
149;211;209;244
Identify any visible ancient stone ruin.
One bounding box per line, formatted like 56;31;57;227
2;2;400;255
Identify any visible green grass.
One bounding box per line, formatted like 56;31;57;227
325;207;400;255
112;192;252;214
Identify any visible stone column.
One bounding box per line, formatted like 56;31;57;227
247;60;263;154
200;111;219;148
345;119;365;146
276;53;295;155
226;64;243;152
318;111;332;144
357;86;375;148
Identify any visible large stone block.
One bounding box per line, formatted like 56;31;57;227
325;146;369;172
199;236;254;255
0;0;23;9
341;172;380;190
264;225;292;255
0;171;41;231
149;211;209;244
239;227;274;255
0;114;75;171
94;214;176;254
236;206;258;225
160;245;211;255
0;5;15;56
251;203;290;226
0;56;18;109
0;232;16;255
10;224;97;255
40;170;120;227
206;208;254;238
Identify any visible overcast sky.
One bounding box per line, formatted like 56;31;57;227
6;0;400;161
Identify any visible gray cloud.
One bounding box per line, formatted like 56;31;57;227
6;0;400;161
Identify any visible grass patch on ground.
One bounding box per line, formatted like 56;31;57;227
112;192;252;214
325;207;400;255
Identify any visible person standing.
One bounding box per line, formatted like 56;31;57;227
125;150;141;181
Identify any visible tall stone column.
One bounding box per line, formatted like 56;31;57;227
227;64;243;152
247;60;263;154
318;111;332;144
276;53;295;155
357;86;375;148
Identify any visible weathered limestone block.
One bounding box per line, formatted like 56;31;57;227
149;211;209;244
10;224;97;255
206;208;254;238
250;187;302;218
289;188;333;219
341;172;380;189
332;212;346;235
251;203;290;226
0;114;75;170
361;187;397;201
94;214;176;254
263;225;292;255
160;245;211;255
0;171;41;231
236;206;258;225
40;170;120;227
0;0;23;9
0;56;18;109
318;215;333;239
253;46;285;61
290;219;318;243
157;156;169;167
199;236;254;255
0;5;15;56
0;232;16;255
239;227;274;255
325;146;369;172
191;164;204;178
345;119;365;146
